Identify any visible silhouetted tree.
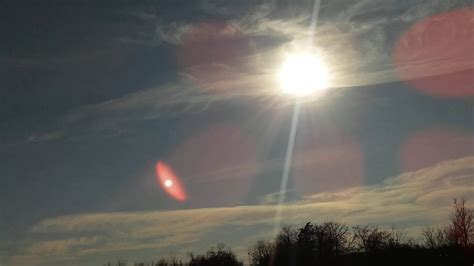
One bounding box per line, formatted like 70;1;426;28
129;258;184;266
188;244;243;266
104;260;128;266
109;198;474;266
353;225;392;253
422;226;449;248
387;226;408;248
272;226;298;266
248;240;275;266
149;257;184;266
296;221;351;264
447;197;473;247
421;197;473;249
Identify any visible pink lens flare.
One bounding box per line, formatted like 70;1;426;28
167;124;258;207
400;128;474;172
394;8;474;97
293;125;365;195
156;161;187;202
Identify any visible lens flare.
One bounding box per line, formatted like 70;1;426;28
167;124;258;207
156;161;187;202
292;125;364;195
394;8;474;97
177;21;253;94
400;129;474;172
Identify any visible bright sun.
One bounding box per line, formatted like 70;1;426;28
278;52;330;97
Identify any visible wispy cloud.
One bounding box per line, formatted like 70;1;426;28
4;0;469;145
8;156;474;265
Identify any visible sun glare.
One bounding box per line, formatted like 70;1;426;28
278;52;330;97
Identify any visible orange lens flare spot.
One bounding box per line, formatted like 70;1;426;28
156;161;187;202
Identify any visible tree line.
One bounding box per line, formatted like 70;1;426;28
105;197;473;266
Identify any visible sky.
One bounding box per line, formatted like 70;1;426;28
0;0;473;265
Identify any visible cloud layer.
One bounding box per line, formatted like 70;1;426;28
8;156;474;265
3;0;471;145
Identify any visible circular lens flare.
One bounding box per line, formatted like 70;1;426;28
394;8;474;97
167;124;258;207
278;52;330;97
400;129;474;172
